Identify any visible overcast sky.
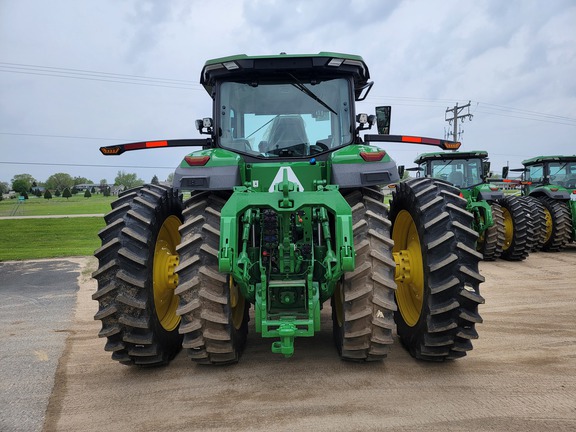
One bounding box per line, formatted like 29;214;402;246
1;0;575;186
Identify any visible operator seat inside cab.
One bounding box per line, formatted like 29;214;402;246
261;115;309;155
448;171;464;187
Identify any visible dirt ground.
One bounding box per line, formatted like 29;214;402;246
44;245;576;432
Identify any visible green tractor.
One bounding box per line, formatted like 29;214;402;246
93;52;484;366
409;150;532;261
505;155;576;251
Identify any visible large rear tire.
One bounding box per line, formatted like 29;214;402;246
175;191;249;365
388;178;485;361
331;187;396;361
538;197;572;251
498;195;530;261
92;184;184;366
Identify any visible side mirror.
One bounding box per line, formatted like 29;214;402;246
375;106;391;135
502;166;509;179
483;161;491;177
398;165;405;179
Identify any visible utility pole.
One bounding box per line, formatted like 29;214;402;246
445;101;473;142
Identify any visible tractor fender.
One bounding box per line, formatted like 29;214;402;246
331;159;400;187
529;186;570;201
477;190;505;201
173;164;240;191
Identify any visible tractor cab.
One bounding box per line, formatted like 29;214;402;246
197;52;373;160
519;156;576;194
414;151;490;189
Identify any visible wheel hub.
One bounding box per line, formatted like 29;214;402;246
392;210;424;328
153;215;182;332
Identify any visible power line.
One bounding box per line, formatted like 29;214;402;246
2;60;575;126
475;101;576;122
0;132;128;141
366;95;576;126
0;61;196;84
0;62;204;90
0;161;178;169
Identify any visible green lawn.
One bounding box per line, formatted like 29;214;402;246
0;194;114;217
0;217;105;261
0;194;113;260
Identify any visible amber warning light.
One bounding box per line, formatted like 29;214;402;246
100;146;121;155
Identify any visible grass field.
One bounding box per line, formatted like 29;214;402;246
0;194;113;260
0;217;105;261
0;194;114;217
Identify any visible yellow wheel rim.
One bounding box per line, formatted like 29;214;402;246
229;277;246;330
502;207;514;251
543;208;553;242
153;215;181;331
392;210;424;327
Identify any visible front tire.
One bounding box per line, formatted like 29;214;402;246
477;202;505;261
538;197;572;251
498;196;530;261
92;184;184;366
388;178;485;361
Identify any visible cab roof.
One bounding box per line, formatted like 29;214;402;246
521;155;576;166
200;52;370;99
414;150;488;164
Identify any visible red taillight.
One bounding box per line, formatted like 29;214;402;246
360;151;386;162
184;155;210;166
401;136;423;143
550;187;559;192
459;192;464;198
490;185;499;191
125;140;168;150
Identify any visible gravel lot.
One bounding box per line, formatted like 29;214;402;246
3;246;576;432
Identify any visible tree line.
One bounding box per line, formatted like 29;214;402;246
1;171;172;200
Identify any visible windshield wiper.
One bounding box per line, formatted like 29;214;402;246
288;73;337;115
434;160;454;176
246;115;278;139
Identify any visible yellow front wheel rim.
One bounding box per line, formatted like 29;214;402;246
543;208;553;243
502;207;514;251
153;215;181;331
229;277;246;330
392;210;424;327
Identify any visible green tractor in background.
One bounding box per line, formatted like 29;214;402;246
505;155;576;251
93;52;484;366
409;150;532;261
